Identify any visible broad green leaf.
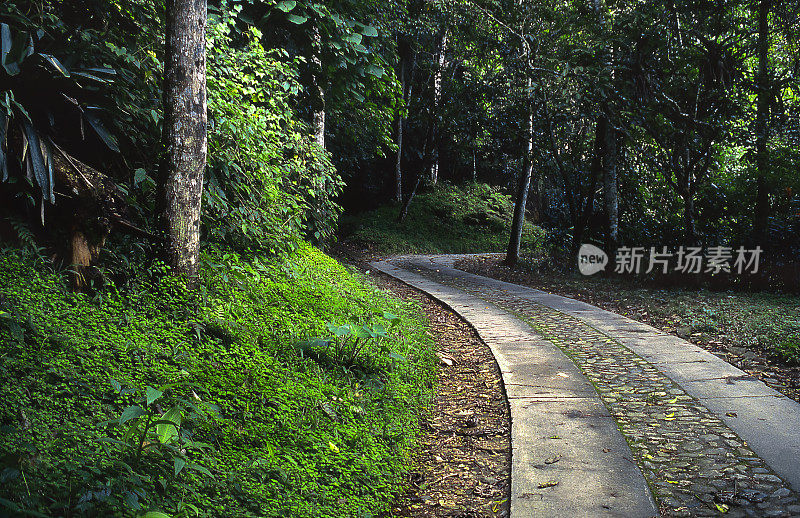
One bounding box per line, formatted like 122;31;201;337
40;54;70;77
133;168;148;187
110;378;122;393
119;405;146;425
187;462;212;477
360;25;378;37
71;71;112;84
20;121;51;202
83;112;119;153
342;33;362;45
156;407;182;444
285;14;307;24
83;112;120;152
365;65;384;77
174;456;186;476
275;0;296;12
0;24;11;70
141;513;171;518
146;386;163;406
4;31;33;75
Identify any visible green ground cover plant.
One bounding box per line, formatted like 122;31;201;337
339;183;547;254
0;244;436;517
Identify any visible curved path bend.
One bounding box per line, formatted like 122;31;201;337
370;254;800;518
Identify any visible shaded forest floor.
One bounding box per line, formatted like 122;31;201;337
456;255;800;405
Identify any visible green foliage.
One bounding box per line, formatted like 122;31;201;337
299;312;403;367
205;15;343;252
0;10;119;209
774;334;800;365
0;245;436;517
341;182;547;254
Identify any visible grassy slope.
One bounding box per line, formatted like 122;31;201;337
0;245;435;517
339;183;546;254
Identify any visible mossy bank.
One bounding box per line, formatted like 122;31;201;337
340;183;546;255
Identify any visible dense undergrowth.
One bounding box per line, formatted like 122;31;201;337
339;183;546;254
0;245;436;517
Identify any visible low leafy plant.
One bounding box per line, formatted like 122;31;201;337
774;334;800;365
95;377;219;516
299;311;405;368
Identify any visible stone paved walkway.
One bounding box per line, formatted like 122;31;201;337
371;255;800;518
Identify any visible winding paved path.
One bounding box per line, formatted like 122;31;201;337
371;254;800;518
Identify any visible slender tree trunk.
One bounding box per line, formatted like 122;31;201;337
753;0;771;238
398;176;422;223
160;0;207;278
310;25;325;149
472;148;477;183
592;0;619;255
684;193;696;245
394;114;403;203
504;81;534;267
571;122;603;258
603;126;619;254
528;170;544;223
394;53;406;203
430;28;448;186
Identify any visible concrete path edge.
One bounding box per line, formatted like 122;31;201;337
370;259;659;518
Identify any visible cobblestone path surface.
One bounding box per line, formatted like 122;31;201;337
389;257;800;518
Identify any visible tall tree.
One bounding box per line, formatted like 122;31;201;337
394;38;414;203
310;23;326;149
505;79;534;266
429;26;448;186
592;0;619;254
160;0;207;277
753;0;771;239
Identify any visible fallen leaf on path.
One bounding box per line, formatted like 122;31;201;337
538;480;559;488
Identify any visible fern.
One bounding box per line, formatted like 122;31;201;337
6;216;42;256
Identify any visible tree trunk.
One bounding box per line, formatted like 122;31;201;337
430;28;448;186
684;193;696;245
753;0;771;239
571;119;604;258
310;24;325;149
397;175;422;223
603;125;619;254
504;85;534;267
160;0;207;278
394;52;406;203
472;148;477;183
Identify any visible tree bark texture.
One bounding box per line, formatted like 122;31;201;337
395;52;406;203
160;0;207;278
603;126;619;253
753;0;771;239
310;24;326;149
504;82;534;267
430;28;448;186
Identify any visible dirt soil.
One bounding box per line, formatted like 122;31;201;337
456;255;800;405
377;272;511;518
336;246;512;518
